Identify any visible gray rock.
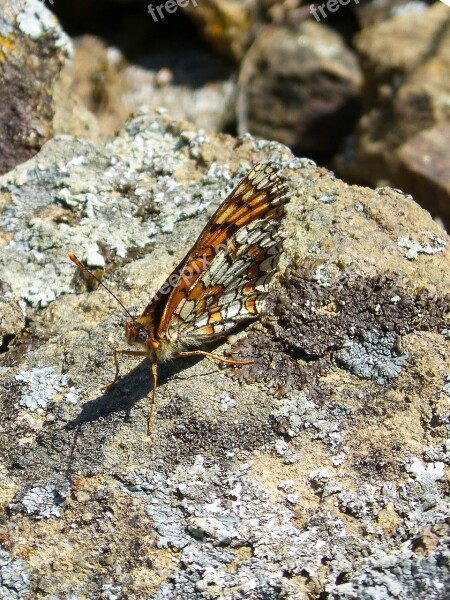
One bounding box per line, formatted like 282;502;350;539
331;524;450;600
0;112;449;598
238;20;362;156
0;0;71;174
336;1;450;226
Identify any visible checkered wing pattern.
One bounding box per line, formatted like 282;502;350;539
153;162;289;347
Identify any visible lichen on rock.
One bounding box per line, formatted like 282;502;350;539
0;110;449;598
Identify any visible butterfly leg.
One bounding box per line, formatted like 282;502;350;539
101;349;152;392
176;350;254;366
147;360;158;435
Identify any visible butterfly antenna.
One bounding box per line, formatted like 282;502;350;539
68;252;135;321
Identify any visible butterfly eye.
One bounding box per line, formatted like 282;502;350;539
135;329;149;344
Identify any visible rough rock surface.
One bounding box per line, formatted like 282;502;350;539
336;1;450;223
62;34;237;136
0;112;449;598
238;20;362;157
352;0;434;27
0;0;72;174
397;121;450;225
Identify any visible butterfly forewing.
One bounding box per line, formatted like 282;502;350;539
149;162;289;347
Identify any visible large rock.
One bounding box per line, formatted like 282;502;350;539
351;0;433;27
397;121;450;225
336;1;450;223
238;20;362;157
0;0;72;174
0;112;449;598
62;34;237;135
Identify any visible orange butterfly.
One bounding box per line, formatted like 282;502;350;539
69;162;289;433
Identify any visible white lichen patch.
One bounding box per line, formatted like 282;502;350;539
15;367;68;411
0;548;32;598
15;0;72;52
405;456;445;511
0;115;209;309
336;330;409;384
125;458;370;597
214;392;236;412
19;485;63;519
397;235;446;260
64;387;82;405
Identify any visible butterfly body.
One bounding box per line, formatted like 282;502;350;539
125;318;175;361
70;161;289;434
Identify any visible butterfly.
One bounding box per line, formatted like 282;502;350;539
69;161;289;434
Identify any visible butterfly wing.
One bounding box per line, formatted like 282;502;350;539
142;162;289;345
166;216;284;346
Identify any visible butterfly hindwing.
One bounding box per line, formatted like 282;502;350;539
167;217;284;345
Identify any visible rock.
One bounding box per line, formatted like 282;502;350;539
62;34;237;135
52;68;101;143
181;0;259;62
0;0;72;174
397;122;450;227
352;0;431;27
264;0;311;26
336;1;450;218
0;112;449;598
331;520;450;600
0;292;25;353
238;21;362;157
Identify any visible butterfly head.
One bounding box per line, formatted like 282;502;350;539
68;253;163;352
126;320;160;350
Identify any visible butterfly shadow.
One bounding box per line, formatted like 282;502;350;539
64;352;221;431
